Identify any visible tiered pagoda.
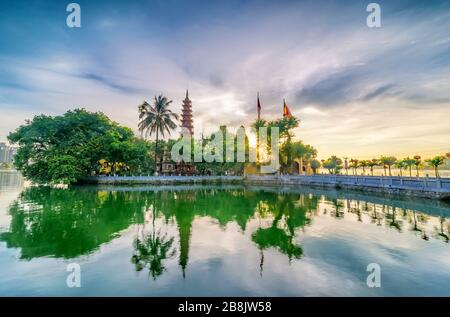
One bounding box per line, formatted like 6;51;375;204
160;90;196;175
180;90;194;137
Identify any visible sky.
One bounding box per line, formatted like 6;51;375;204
0;0;449;159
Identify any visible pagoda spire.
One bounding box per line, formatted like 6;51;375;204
181;90;194;137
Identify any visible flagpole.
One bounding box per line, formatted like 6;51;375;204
257;92;261;120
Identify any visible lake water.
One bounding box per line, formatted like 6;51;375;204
0;171;449;296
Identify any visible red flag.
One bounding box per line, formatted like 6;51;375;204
283;99;292;117
257;92;261;120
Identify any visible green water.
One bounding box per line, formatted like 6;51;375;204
0;172;450;296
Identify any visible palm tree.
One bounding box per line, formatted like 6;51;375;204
402;157;415;177
395;159;405;177
359;160;369;175
425;156;445;178
379;156;397;176
413;155;421;177
138;95;179;173
367;159;379;176
349;158;359;175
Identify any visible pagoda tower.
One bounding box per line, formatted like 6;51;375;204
180;90;194;137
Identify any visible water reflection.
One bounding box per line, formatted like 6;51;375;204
0;185;449;281
0;171;23;190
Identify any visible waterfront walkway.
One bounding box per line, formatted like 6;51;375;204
246;174;450;199
80;174;450;199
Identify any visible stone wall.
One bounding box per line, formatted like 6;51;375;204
79;174;450;200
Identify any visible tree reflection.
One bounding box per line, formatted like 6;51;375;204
385;206;402;232
0;185;448;281
131;201;177;280
131;230;176;279
252;194;316;263
435;216;449;243
0;186;146;259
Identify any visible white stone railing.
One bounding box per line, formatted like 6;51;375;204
245;174;450;195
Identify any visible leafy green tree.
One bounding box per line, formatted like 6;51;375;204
267;116;299;159
138;95;179;173
425;156;445;178
8;109;151;184
280;141;316;173
268;116;299;141
322;155;343;175
310;159;321;174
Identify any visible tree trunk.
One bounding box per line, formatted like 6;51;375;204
256;133;260;162
388;165;392;176
154;128;159;174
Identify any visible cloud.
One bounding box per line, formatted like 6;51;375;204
0;0;449;158
295;67;365;106
362;84;397;101
77;73;145;94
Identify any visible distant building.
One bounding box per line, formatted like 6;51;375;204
0;143;5;162
0;142;17;164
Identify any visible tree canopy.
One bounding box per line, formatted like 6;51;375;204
8;109;153;184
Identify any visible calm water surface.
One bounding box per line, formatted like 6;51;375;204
0;171;449;296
